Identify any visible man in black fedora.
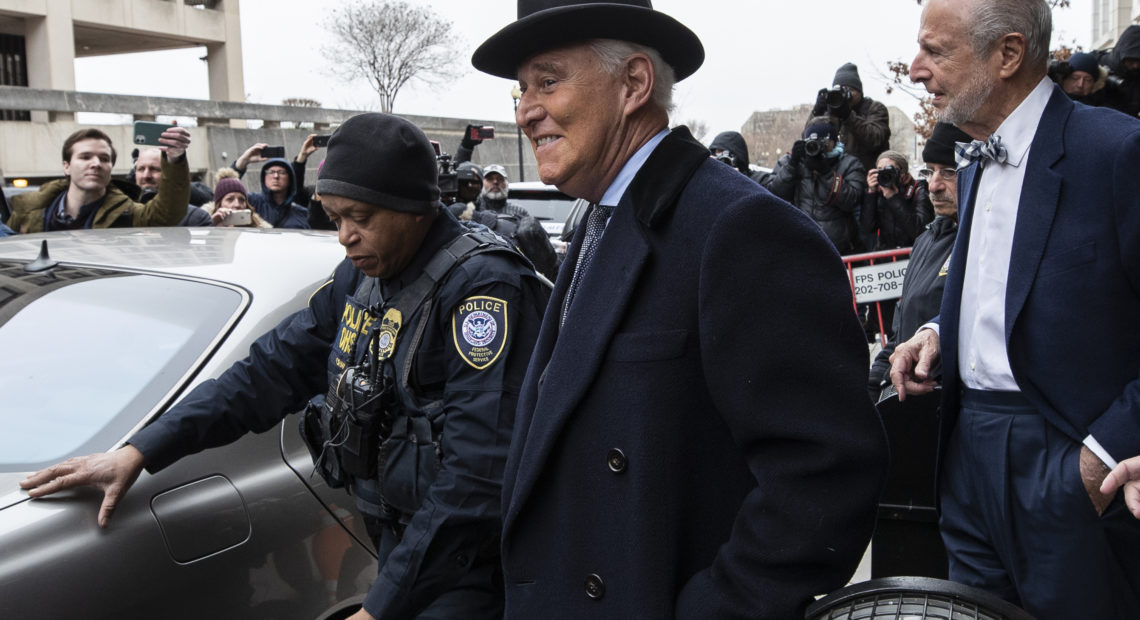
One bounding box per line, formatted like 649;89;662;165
473;1;888;617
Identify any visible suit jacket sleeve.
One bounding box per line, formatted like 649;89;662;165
1087;128;1140;460
674;195;887;618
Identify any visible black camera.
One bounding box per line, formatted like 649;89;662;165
826;85;851;107
803;136;831;157
436;153;458;203
712;148;738;168
877;165;899;189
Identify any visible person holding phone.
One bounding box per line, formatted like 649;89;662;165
8;126;192;232
204;169;270;228
231;142;310;229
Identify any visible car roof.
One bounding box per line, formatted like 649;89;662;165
0;228;345;294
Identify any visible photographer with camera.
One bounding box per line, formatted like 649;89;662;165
861;150;931;251
763;116;867;254
708;131;755;178
1102;25;1140;117
812;63;891;173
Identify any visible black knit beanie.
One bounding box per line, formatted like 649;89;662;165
832;62;863;92
317;113;440;214
922;122;974;167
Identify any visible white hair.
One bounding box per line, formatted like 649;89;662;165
588;39;676;113
968;0;1052;74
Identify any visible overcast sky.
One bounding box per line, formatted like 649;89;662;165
75;0;1093;137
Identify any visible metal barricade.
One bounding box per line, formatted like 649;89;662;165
841;247;912;346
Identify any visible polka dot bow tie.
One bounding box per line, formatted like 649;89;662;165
954;135;1008;170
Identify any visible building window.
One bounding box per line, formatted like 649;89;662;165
0;33;30;122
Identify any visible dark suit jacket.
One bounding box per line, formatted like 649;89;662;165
500;128;887;618
938;86;1140;464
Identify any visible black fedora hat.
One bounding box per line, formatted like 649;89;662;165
472;0;704;81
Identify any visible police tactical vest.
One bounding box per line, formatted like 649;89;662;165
301;226;528;527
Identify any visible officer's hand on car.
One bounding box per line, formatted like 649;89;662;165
158;127;192;162
19;445;146;528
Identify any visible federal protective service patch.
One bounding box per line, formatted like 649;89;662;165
452;295;508;370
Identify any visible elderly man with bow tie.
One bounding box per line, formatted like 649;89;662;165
891;1;1140;617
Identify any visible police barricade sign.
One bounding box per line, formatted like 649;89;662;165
851;259;909;303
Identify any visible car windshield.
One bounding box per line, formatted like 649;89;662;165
0;264;243;471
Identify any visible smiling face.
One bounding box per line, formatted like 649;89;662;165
910;0;999;128
321;194;434;279
514;43;628;201
62;138;114;195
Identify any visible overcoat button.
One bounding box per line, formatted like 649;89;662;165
607;448;627;473
585;573;605;600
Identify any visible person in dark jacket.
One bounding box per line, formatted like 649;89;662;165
708;130;752;176
813;62;892;172
233;143;310;229
868;122;971;400
764;116;867;254
861;150;932;250
21;112;550;620
1049;52;1112;106
1102;24;1140;117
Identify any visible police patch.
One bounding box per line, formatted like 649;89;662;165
452;296;508;369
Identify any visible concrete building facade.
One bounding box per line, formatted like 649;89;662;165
1093;0;1140;50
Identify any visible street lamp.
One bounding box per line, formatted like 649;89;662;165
510;85;525;183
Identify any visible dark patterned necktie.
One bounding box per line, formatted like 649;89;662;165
561;203;614;327
954;135;1007;170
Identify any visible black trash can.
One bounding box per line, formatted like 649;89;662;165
872;387;948;579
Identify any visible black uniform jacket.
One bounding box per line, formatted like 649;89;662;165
501;128;887;618
868;215;957;397
130;210;549;619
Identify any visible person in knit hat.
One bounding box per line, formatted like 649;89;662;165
203;168;271;228
1048;51;1110;105
20;112;551;620
812;61;892;171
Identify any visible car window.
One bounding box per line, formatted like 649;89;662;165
0;265;243;471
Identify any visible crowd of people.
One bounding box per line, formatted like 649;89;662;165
7;0;1140;619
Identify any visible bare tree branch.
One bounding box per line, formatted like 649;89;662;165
321;1;461;113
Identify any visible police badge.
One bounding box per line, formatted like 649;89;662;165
375;307;402;361
452;295;509;369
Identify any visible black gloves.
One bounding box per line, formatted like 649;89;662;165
790;140;806;167
812;89;829;117
460;123;484;150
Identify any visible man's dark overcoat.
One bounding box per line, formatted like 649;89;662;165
500;128;888;618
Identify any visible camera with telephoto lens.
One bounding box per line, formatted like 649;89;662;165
825;85;851;107
803;135;831;158
877;165;899;189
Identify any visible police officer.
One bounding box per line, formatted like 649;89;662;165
20;113;550;620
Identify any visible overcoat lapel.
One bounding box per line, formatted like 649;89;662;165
1005;89;1070;342
503;127;709;536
